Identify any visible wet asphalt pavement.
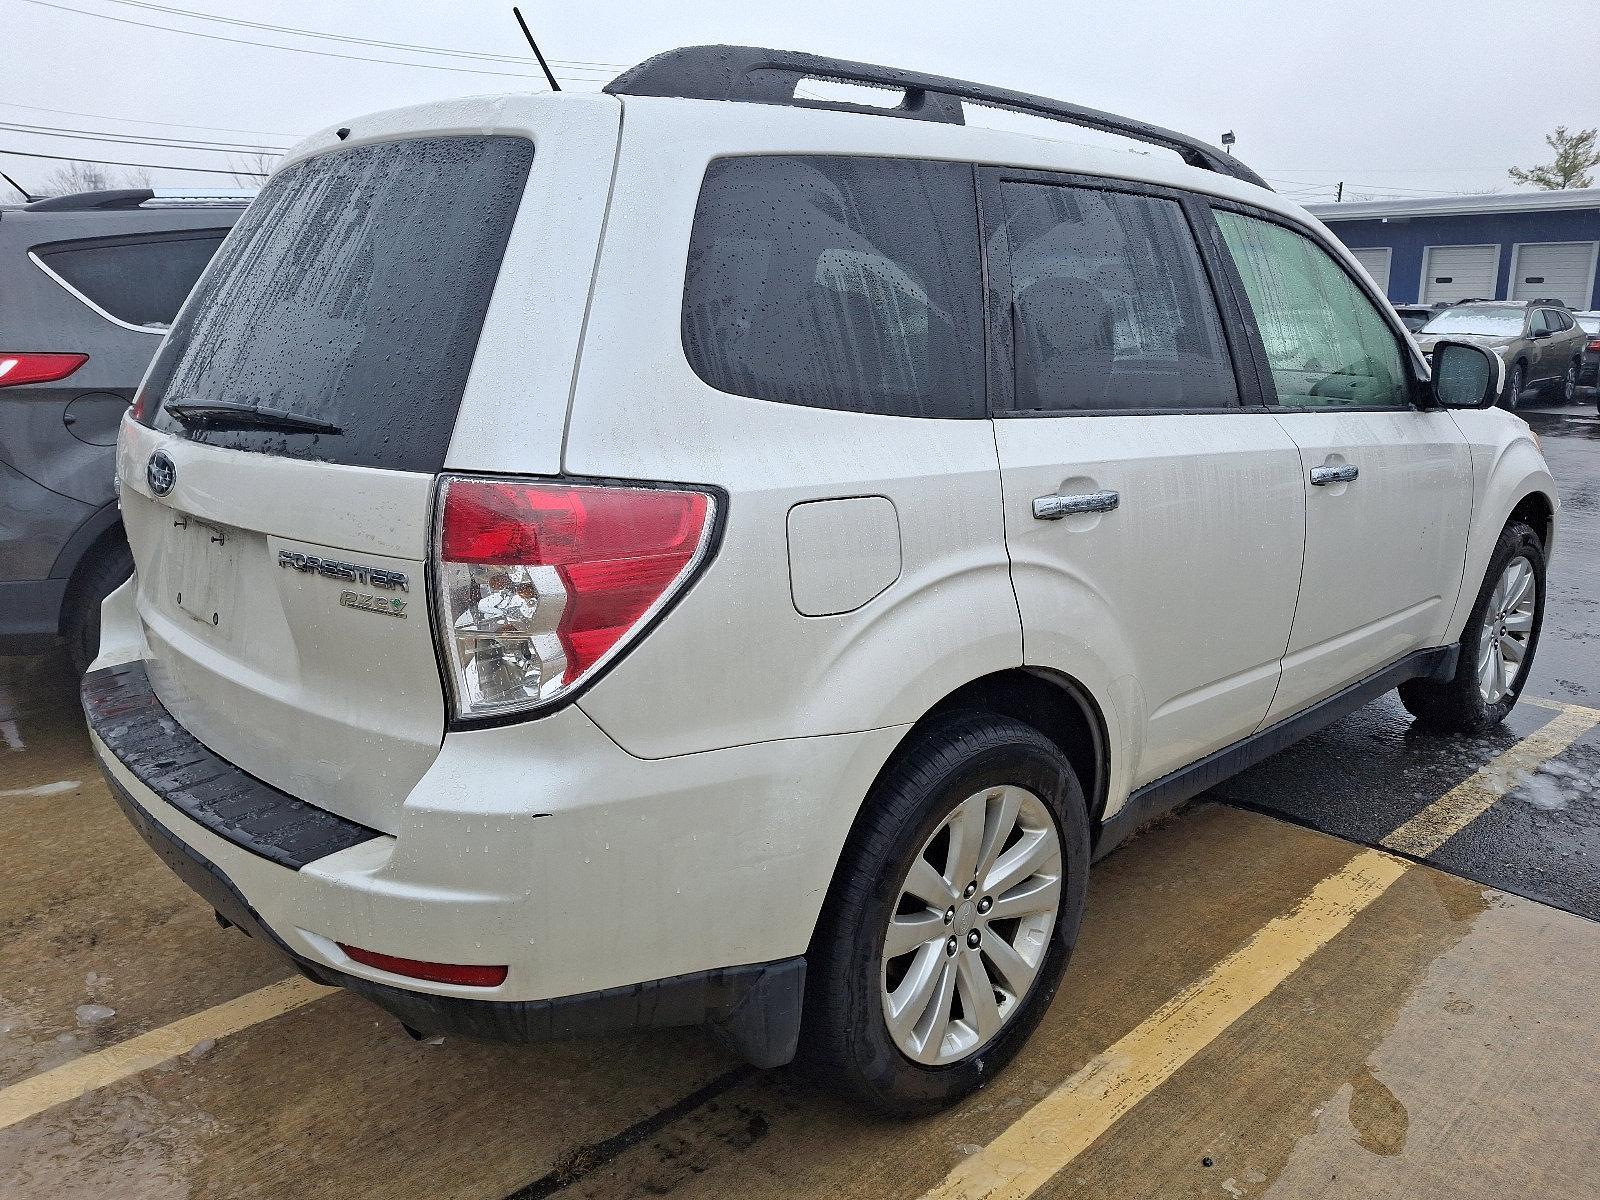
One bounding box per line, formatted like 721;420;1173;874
1209;402;1600;921
2;400;1599;1199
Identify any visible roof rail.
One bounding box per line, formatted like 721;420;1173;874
24;189;154;212
142;187;257;208
605;45;1270;191
23;187;255;213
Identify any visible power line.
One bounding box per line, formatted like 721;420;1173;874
18;0;566;83
0;120;286;154
0;146;262;177
0;100;295;139
93;0;624;73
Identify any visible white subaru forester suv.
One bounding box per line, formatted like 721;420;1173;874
85;47;1556;1113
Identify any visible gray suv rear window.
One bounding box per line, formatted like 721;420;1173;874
139;135;534;473
35;230;228;330
682;155;985;419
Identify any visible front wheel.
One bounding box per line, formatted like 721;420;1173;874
803;712;1090;1114
1502;361;1526;409
1399;521;1544;732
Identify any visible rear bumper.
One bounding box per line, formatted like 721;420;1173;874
0;579;67;654
102;762;802;1064
82;655;896;1066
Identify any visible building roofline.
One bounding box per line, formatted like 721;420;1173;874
1308;188;1600;222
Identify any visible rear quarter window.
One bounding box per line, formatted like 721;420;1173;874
682;155;986;419
140;135;535;473
34;230;230;330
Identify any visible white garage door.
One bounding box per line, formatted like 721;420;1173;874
1509;242;1597;309
1349;247;1392;293
1421;245;1499;304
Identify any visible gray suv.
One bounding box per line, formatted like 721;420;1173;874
1412;301;1588;409
1;188;247;671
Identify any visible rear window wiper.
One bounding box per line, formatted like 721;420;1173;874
164;400;343;436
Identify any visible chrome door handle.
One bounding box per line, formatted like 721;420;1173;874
1310;464;1359;486
1033;490;1120;520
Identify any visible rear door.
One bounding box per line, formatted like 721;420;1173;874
118;106;619;832
982;171;1306;787
1210;207;1472;722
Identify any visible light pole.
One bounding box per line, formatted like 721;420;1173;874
1220;131;1236;156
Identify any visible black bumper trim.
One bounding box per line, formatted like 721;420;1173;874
96;741;806;1068
82;661;383;870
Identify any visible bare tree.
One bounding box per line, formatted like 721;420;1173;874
1509;126;1600;190
41;160;152;196
226;151;280;186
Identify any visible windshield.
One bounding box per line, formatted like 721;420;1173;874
1418;307;1525;337
138;135;534;473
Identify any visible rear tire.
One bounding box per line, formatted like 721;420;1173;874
1562;359;1580;404
63;537;133;676
803;711;1090;1115
1399;521;1544;733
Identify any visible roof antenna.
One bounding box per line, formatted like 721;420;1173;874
512;7;560;92
0;170;34;203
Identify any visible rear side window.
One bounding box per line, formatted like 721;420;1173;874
682;155;985;419
34;231;228;330
141;136;535;473
998;182;1238;412
1215;211;1410;409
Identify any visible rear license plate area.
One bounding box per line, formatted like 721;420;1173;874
171;515;237;628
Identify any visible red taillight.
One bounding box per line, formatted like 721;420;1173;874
1587;339;1600;353
435;478;715;719
337;944;508;988
0;352;87;388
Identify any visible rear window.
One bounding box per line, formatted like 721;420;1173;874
682;155;985;419
140;135;535;473
35;230;229;330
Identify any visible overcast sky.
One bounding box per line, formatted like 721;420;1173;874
5;0;1596;206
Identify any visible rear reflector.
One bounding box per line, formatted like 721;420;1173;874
337;943;509;988
0;352;88;388
434;477;716;721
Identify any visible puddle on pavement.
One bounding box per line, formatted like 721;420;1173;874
0;653;90;795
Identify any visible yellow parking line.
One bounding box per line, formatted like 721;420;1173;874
1382;707;1599;858
918;849;1409;1200
918;701;1596;1200
1524;694;1600;721
0;976;331;1132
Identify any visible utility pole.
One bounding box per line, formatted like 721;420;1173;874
1335;181;1344;202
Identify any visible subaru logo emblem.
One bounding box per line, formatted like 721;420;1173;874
146;450;176;496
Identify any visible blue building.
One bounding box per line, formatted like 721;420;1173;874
1308;189;1600;311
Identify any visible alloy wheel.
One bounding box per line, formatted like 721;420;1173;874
1477;555;1537;705
1506;363;1524;409
1565;363;1578;403
880;785;1062;1065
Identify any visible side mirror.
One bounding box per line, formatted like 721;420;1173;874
1430;341;1503;409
